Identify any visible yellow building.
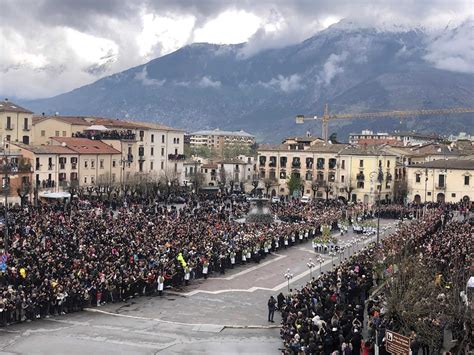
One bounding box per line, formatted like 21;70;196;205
407;159;474;204
338;146;397;204
0;100;33;145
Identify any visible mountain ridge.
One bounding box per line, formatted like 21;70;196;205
23;20;474;142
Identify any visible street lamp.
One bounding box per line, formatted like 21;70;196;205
370;161;384;245
307;258;316;280
329;251;336;270
284;268;294;291
317;257;324;275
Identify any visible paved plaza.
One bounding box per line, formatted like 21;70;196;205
0;220;395;354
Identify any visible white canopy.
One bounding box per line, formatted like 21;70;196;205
85;125;108;131
467;276;474;289
39;191;71;199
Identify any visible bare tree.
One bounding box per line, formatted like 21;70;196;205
17;181;31;207
263;177;277;197
311;180;320;198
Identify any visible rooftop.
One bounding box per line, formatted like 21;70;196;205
411;159;474;170
51;137;121;155
340;144;396;156
13;143;75;155
190;129;254;138
0;100;33;114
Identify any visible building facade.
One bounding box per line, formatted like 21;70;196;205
31;115;184;182
407;159;474;204
0;100;33;145
189;129;255;156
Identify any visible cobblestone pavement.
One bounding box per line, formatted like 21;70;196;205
0;219;396;354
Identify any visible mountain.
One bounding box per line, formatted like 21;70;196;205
24;19;474;142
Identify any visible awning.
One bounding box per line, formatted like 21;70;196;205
85;125;108;131
39;191;71;199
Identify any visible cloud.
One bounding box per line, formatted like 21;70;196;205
197;76;221;88
424;19;474;74
260;74;304;93
0;0;471;99
134;67;166;86
319;52;349;85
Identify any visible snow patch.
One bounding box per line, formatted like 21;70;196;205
134;67;166;86
259;74;304;93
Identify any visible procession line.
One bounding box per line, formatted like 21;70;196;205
84;308;279;329
210;252;287;281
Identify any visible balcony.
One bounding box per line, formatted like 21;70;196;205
71;163;77;170
5;124;14;131
23;126;30;131
168;154;186;161
435;184;446;190
291;163;301;169
357;173;365;181
138;155;145;161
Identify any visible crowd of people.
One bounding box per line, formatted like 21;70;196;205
0;196;350;326
279;205;473;354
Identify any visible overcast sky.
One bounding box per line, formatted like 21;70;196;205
1;0;472;99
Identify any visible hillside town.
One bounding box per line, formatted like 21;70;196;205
1;99;472;208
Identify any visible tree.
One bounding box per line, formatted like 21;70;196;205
286;173;302;196
223;143;251;159
311;180;320;198
263;177;277;197
17;181;31;207
343;183;354;202
323;182;333;201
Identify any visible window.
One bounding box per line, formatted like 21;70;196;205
416;173;421;183
387;160;390;168
24;118;29;130
91;160;95;168
139;130;144;142
451;193;456;198
161;161;164;169
100;159;104;169
465;175;470;186
62;131;66;137
162;135;165;143
150;162;154;170
151;147;154;156
41;130;46;137
6;116;11;129
84;176;88;184
161;147;165;156
35;158;40;170
438;174;445;188
177;138;180;144
328;172;335;182
341;175;345;183
91;176;95;184
174;148;178;155
48;157;53;170
341;160;345;169
357;181;364;189
55;131;59;137
112;173;116;182
112;160;116;168
84;160;88;168
151;134;154;143
427;192;432;196
5;135;10;142
173;138;176;144
359;160;364;168
280;171;286;179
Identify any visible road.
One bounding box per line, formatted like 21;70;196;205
0;219;396;354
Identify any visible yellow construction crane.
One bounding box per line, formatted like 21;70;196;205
296;104;474;143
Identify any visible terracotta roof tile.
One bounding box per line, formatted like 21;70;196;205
0;100;33;114
51;137;121;155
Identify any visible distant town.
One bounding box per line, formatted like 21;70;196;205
1;98;472;206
